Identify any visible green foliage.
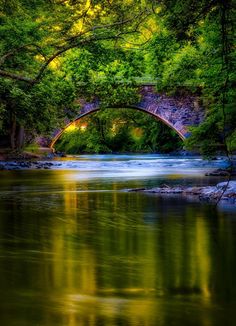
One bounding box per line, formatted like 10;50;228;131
145;26;179;79
146;0;236;156
160;44;201;92
55;109;182;154
0;0;235;156
61;46;144;107
0;74;77;139
227;130;236;153
0;0;154;149
185;112;222;158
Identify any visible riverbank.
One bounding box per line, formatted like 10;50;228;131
129;181;236;205
0;148;53;161
0;148;64;167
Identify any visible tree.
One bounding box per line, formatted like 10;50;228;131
0;0;153;149
147;0;236;157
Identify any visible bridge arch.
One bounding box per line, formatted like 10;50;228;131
48;87;204;149
50;105;186;149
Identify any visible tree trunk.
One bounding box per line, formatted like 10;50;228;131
10;113;25;150
10;114;16;150
16;125;25;149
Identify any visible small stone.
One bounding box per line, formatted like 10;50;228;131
0;164;5;170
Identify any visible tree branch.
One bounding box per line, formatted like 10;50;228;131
0;34;122;84
64;9;151;44
0;7;152;85
0;44;46;66
0;69;35;83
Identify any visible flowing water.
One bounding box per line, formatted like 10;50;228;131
0;154;236;326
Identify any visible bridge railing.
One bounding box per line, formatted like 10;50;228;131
75;76;204;88
75;75;158;86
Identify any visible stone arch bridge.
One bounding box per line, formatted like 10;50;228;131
47;85;205;149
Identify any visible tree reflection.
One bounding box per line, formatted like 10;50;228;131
0;173;235;325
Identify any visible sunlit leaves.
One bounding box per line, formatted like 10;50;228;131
146;0;235;156
55;109;182;154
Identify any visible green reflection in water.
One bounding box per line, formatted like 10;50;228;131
0;170;236;325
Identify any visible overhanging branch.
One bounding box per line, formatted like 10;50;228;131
0;7;152;85
0;70;35;84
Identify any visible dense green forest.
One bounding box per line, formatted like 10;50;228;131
0;0;235;156
55;109;182;154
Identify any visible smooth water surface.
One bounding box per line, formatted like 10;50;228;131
0;155;236;326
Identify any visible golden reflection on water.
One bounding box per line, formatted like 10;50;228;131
0;170;235;325
32;176;216;325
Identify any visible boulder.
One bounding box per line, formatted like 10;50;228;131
129;181;236;205
216;181;236;194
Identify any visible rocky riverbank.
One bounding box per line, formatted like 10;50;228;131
205;168;236;176
0;149;65;170
0;161;57;170
129;181;236;205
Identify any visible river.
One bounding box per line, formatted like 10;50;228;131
0;154;236;325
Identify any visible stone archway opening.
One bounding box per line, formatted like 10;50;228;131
51;107;184;154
